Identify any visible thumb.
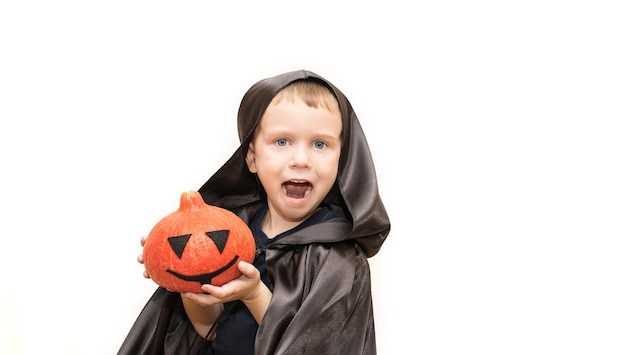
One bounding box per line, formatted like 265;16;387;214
238;260;258;278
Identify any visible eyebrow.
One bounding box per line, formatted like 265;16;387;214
262;127;340;139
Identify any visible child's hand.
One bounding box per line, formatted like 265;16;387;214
137;235;151;279
181;261;262;306
183;261;271;323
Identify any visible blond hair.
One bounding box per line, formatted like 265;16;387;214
270;80;339;112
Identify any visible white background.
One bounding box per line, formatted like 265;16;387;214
1;1;625;354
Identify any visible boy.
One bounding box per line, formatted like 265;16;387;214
119;70;390;354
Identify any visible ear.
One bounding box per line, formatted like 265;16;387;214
246;143;257;173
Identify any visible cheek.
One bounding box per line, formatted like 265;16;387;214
317;155;340;180
254;158;283;183
256;149;285;170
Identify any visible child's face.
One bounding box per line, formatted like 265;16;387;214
246;98;342;232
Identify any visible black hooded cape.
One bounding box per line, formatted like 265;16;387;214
119;70;390;355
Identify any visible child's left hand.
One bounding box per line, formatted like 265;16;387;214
181;260;262;306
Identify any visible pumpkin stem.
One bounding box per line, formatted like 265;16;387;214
179;190;206;212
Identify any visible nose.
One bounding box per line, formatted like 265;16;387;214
290;145;311;168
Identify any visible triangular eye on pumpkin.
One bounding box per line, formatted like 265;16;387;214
142;191;256;293
168;234;192;259
206;230;229;253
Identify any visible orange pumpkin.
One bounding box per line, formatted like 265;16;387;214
143;190;256;293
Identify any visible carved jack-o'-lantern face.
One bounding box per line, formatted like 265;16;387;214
143;191;256;293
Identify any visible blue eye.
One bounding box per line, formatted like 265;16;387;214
276;138;288;146
314;141;326;149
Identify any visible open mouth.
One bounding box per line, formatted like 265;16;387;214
282;180;312;199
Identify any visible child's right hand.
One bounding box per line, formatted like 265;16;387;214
137;235;151;279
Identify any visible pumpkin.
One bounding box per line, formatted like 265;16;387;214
143;190;256;293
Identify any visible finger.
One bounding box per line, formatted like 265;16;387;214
238;261;259;279
201;283;222;295
182;291;219;306
137;254;144;264
202;283;237;301
140;235;147;247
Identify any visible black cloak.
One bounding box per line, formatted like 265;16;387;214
119;70;390;355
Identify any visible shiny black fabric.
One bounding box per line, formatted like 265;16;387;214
118;70;390;355
118;287;211;354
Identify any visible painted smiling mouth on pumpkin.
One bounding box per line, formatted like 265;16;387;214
166;255;240;285
282;180;312;199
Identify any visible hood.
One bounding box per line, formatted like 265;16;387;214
198;70;390;257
